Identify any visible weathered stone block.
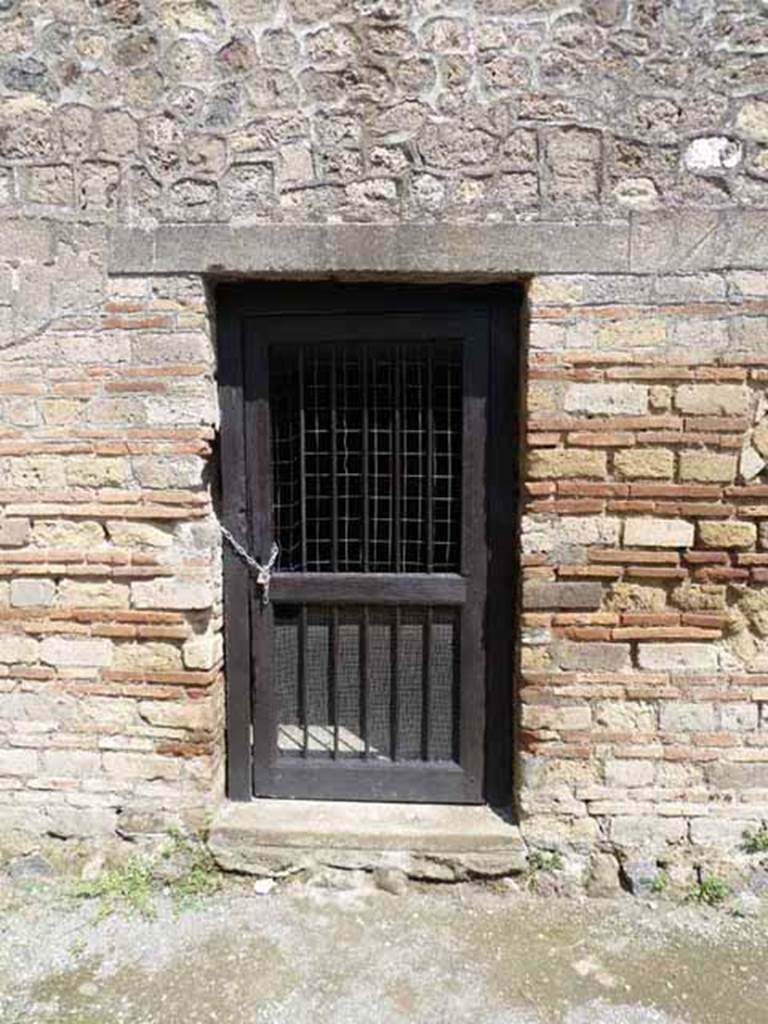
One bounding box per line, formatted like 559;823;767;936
106;521;174;547
523;581;603;610
0;518;31;547
604;760;655;788
522;705;591;731
679;451;738;483
131;578;214;610
638;644;718;672
698;520;757;550
138;699;213;730
674;384;750;417
182;633;223;670
556;642;632;672
564;383;647;416
58;581;130;608
720;703;759;732
0;748;38;776
43;749;101;776
610;815;686;848
112;641;183;672
659;701;716;732
624;517;694;548
614;449;674;479
31;520;105;547
40;637;112;668
10;578;55;608
0;635;39;663
527;449;607;479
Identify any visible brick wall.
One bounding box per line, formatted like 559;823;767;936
520;273;768;880
1;0;767;881
0;262;223;845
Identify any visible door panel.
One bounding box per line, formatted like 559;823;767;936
217;285;520;807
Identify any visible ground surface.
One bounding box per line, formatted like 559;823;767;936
0;878;766;1024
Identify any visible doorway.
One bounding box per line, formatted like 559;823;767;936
217;283;522;805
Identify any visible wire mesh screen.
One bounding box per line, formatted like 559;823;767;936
269;342;462;573
274;604;460;763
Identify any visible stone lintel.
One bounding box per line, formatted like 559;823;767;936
109;210;768;278
109;221;630;276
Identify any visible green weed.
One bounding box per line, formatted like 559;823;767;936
528;850;564;873
742;827;768;854
75;857;157;920
689;874;729;906
75;830;220;920
650;870;670;895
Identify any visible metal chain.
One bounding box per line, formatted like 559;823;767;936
219;524;279;606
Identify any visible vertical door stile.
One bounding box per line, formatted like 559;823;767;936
457;313;489;796
393;344;402;574
299;604;308;757
331;346;339;574
298;345;307;572
391;604;400;762
330;604;339;758
361;345;370;573
243;328;276;771
360;605;370;759
426;343;434;574
421;605;432;761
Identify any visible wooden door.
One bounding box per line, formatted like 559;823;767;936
218;286;520;805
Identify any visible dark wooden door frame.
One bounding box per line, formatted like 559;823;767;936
216;282;522;809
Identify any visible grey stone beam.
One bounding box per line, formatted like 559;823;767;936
109;210;768;278
109;222;631;276
629;209;768;273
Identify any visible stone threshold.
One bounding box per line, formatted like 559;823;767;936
208;800;527;882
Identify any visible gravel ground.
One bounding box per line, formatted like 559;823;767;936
0;876;766;1024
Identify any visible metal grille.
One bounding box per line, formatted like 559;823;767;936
270;342;462;573
274;604;459;763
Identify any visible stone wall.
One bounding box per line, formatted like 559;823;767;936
1;0;768;883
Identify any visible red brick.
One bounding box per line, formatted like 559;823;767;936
629;484;722;499
683;550;730;564
683;416;750;432
566;432;635;446
588;549;679;564
557;565;623;578
528;499;605;513
525;481;556;496
528;432;561;446
625;567;688;580
681;613;731;628
557;482;630;497
563;626;613;641
692;567;750;581
612;626;722;640
621;613;681;626
726;485;768;499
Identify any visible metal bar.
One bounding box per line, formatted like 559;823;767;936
421;606;432;761
299;604;308;757
331;346;338;573
298;347;307;571
390;605;400;761
393;346;402;572
360;607;369;759
330;605;339;759
362;347;369;573
426;344;434;573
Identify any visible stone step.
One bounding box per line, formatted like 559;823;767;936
208;800;527;881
